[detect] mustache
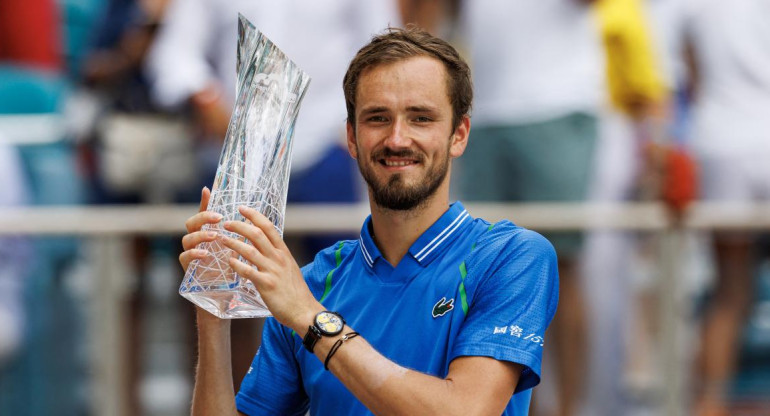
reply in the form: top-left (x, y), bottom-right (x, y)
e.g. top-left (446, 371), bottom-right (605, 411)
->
top-left (371, 148), bottom-right (424, 162)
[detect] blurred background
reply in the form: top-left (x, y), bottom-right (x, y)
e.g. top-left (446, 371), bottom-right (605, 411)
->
top-left (1, 0), bottom-right (769, 415)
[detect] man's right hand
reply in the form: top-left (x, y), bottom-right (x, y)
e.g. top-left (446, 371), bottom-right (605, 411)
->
top-left (179, 187), bottom-right (223, 271)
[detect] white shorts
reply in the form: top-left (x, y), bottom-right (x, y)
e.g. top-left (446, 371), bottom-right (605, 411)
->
top-left (697, 152), bottom-right (770, 202)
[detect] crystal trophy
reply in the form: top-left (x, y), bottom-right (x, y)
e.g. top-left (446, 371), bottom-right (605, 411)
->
top-left (179, 15), bottom-right (311, 318)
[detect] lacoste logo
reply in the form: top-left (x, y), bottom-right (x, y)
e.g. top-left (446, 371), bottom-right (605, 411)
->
top-left (432, 297), bottom-right (454, 318)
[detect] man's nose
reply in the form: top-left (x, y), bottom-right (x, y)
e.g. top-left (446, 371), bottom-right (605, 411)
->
top-left (384, 118), bottom-right (411, 148)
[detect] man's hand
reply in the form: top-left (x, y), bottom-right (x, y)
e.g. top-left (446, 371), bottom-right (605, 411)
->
top-left (221, 206), bottom-right (322, 332)
top-left (179, 187), bottom-right (223, 271)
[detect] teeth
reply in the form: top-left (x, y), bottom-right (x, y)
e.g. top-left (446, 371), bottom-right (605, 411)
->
top-left (384, 160), bottom-right (413, 167)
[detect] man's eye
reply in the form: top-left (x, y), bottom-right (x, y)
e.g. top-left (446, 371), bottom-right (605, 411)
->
top-left (367, 116), bottom-right (387, 122)
top-left (415, 116), bottom-right (432, 123)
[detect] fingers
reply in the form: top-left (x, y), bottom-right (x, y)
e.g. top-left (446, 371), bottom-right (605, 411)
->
top-left (180, 188), bottom-right (217, 272)
top-left (185, 211), bottom-right (223, 233)
top-left (223, 219), bottom-right (273, 257)
top-left (185, 186), bottom-right (217, 233)
top-left (237, 206), bottom-right (284, 249)
top-left (179, 248), bottom-right (209, 271)
top-left (228, 256), bottom-right (266, 287)
top-left (182, 229), bottom-right (220, 251)
top-left (221, 233), bottom-right (267, 264)
top-left (198, 186), bottom-right (211, 213)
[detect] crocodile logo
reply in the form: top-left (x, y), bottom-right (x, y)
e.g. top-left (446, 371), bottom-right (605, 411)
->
top-left (432, 297), bottom-right (455, 318)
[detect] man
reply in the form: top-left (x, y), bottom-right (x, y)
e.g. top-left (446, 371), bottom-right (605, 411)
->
top-left (179, 27), bottom-right (558, 415)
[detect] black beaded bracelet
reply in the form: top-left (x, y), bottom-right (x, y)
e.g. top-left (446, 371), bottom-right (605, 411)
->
top-left (324, 331), bottom-right (360, 370)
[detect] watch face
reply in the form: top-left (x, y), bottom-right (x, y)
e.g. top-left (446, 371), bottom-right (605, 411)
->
top-left (315, 311), bottom-right (344, 335)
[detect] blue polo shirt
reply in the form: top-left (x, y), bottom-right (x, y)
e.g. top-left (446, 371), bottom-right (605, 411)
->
top-left (236, 201), bottom-right (559, 415)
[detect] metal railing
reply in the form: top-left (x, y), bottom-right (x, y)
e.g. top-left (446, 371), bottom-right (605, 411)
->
top-left (4, 201), bottom-right (770, 235)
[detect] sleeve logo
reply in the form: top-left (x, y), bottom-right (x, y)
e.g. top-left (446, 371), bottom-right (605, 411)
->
top-left (432, 297), bottom-right (455, 318)
top-left (493, 325), bottom-right (545, 346)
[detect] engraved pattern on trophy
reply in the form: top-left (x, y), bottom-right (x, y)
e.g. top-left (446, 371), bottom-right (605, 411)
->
top-left (179, 15), bottom-right (310, 319)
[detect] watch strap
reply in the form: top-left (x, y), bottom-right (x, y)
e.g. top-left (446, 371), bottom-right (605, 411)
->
top-left (302, 325), bottom-right (322, 353)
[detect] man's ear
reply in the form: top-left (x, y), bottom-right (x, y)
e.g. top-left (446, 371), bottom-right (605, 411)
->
top-left (449, 115), bottom-right (470, 158)
top-left (346, 121), bottom-right (358, 159)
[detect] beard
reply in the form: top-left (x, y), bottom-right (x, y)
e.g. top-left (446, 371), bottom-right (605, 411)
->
top-left (357, 145), bottom-right (450, 211)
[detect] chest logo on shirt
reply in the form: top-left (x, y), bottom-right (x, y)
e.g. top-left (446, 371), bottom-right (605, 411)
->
top-left (432, 297), bottom-right (455, 318)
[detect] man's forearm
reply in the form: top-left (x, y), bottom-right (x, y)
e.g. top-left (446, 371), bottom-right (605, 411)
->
top-left (191, 310), bottom-right (239, 416)
top-left (306, 325), bottom-right (519, 416)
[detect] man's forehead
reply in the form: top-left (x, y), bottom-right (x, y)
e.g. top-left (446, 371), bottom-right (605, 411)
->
top-left (354, 56), bottom-right (450, 109)
top-left (358, 55), bottom-right (445, 79)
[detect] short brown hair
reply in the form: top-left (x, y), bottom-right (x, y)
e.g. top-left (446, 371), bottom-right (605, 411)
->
top-left (343, 25), bottom-right (472, 130)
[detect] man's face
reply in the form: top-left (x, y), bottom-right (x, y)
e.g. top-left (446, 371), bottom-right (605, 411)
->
top-left (347, 56), bottom-right (469, 211)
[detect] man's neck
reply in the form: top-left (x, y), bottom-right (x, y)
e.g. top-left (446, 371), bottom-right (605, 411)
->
top-left (368, 190), bottom-right (451, 267)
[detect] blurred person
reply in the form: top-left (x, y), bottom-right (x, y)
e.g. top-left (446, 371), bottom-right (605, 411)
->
top-left (0, 0), bottom-right (59, 362)
top-left (593, 0), bottom-right (695, 214)
top-left (457, 1), bottom-right (604, 415)
top-left (682, 1), bottom-right (770, 414)
top-left (82, 0), bottom-right (196, 204)
top-left (0, 0), bottom-right (94, 414)
top-left (0, 145), bottom-right (30, 364)
top-left (79, 0), bottom-right (199, 413)
top-left (581, 0), bottom-right (697, 414)
top-left (145, 0), bottom-right (401, 390)
top-left (180, 26), bottom-right (559, 415)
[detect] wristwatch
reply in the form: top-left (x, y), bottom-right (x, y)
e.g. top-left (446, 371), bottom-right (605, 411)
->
top-left (302, 310), bottom-right (345, 353)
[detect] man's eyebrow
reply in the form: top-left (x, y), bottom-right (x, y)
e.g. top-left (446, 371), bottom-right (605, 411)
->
top-left (359, 106), bottom-right (388, 115)
top-left (406, 105), bottom-right (438, 113)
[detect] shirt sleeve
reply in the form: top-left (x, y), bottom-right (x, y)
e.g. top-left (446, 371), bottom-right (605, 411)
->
top-left (450, 225), bottom-right (559, 393)
top-left (235, 317), bottom-right (309, 416)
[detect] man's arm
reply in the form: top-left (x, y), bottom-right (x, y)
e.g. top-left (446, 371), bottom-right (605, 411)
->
top-left (313, 332), bottom-right (522, 415)
top-left (179, 188), bottom-right (244, 416)
top-left (192, 312), bottom-right (241, 416)
top-left (221, 206), bottom-right (524, 415)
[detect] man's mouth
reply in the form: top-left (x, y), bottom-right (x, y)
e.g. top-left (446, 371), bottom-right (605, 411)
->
top-left (374, 149), bottom-right (423, 169)
top-left (381, 159), bottom-right (418, 167)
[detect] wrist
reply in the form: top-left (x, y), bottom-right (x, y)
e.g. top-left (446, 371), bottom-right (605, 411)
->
top-left (291, 304), bottom-right (326, 338)
top-left (196, 308), bottom-right (230, 329)
top-left (300, 309), bottom-right (347, 354)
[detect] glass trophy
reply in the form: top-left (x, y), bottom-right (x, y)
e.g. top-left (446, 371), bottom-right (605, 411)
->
top-left (179, 15), bottom-right (311, 318)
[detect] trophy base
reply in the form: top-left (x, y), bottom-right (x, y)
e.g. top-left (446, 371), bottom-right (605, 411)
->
top-left (181, 288), bottom-right (272, 319)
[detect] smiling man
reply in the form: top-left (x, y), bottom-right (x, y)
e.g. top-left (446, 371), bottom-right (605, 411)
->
top-left (180, 26), bottom-right (559, 415)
